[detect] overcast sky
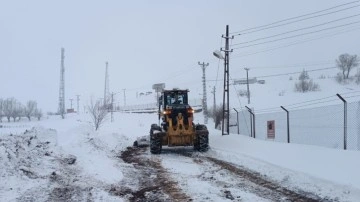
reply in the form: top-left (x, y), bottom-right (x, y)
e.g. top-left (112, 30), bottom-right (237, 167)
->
top-left (1, 0), bottom-right (359, 112)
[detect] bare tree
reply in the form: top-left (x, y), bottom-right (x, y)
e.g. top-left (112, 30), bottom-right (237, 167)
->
top-left (295, 70), bottom-right (320, 92)
top-left (355, 69), bottom-right (360, 85)
top-left (34, 108), bottom-right (43, 121)
top-left (336, 53), bottom-right (359, 80)
top-left (3, 98), bottom-right (16, 122)
top-left (0, 99), bottom-right (3, 122)
top-left (87, 98), bottom-right (108, 131)
top-left (11, 102), bottom-right (23, 122)
top-left (24, 100), bottom-right (37, 121)
top-left (208, 104), bottom-right (223, 129)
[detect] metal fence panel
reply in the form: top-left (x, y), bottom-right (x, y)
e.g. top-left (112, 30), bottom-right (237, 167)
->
top-left (290, 104), bottom-right (343, 149)
top-left (255, 111), bottom-right (287, 142)
top-left (348, 101), bottom-right (360, 150)
top-left (229, 100), bottom-right (360, 151)
top-left (230, 110), bottom-right (252, 137)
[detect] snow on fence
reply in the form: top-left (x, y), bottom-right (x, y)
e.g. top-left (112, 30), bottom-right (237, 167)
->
top-left (229, 101), bottom-right (360, 151)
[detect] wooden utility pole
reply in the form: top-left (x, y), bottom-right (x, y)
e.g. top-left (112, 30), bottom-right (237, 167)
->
top-left (76, 95), bottom-right (80, 114)
top-left (211, 86), bottom-right (216, 111)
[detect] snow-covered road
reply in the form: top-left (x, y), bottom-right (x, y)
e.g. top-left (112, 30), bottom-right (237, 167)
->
top-left (1, 112), bottom-right (360, 201)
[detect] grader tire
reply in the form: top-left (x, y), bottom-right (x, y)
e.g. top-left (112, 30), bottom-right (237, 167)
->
top-left (193, 136), bottom-right (200, 151)
top-left (150, 134), bottom-right (162, 154)
top-left (195, 124), bottom-right (209, 152)
top-left (150, 125), bottom-right (162, 154)
top-left (198, 133), bottom-right (209, 152)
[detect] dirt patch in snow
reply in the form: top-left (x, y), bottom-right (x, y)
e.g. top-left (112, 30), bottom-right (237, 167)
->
top-left (115, 146), bottom-right (192, 202)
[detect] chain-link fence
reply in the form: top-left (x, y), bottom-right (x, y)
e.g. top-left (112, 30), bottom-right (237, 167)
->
top-left (230, 100), bottom-right (360, 151)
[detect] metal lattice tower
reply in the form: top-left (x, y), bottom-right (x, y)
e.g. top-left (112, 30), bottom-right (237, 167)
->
top-left (58, 48), bottom-right (65, 118)
top-left (104, 62), bottom-right (110, 105)
top-left (221, 25), bottom-right (233, 135)
top-left (198, 62), bottom-right (209, 124)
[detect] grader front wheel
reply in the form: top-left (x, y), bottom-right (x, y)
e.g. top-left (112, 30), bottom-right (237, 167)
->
top-left (150, 133), bottom-right (162, 154)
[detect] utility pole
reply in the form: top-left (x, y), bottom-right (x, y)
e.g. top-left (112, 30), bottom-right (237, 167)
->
top-left (211, 86), bottom-right (216, 112)
top-left (111, 92), bottom-right (114, 122)
top-left (198, 61), bottom-right (209, 124)
top-left (123, 89), bottom-right (126, 106)
top-left (104, 62), bottom-right (109, 106)
top-left (76, 95), bottom-right (80, 114)
top-left (69, 99), bottom-right (73, 109)
top-left (245, 68), bottom-right (250, 104)
top-left (58, 48), bottom-right (65, 119)
top-left (220, 25), bottom-right (233, 135)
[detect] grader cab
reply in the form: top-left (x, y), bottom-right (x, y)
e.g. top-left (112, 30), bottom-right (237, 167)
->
top-left (150, 89), bottom-right (209, 154)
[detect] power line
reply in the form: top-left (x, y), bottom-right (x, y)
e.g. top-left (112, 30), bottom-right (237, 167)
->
top-left (344, 94), bottom-right (360, 99)
top-left (231, 1), bottom-right (360, 34)
top-left (233, 20), bottom-right (360, 49)
top-left (255, 92), bottom-right (360, 112)
top-left (286, 95), bottom-right (336, 107)
top-left (232, 13), bottom-right (360, 46)
top-left (287, 99), bottom-right (341, 109)
top-left (231, 25), bottom-right (360, 58)
top-left (207, 66), bottom-right (337, 84)
top-left (255, 96), bottom-right (335, 112)
top-left (246, 61), bottom-right (334, 69)
top-left (249, 67), bottom-right (337, 79)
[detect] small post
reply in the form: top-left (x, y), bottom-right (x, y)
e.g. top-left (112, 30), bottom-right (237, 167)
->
top-left (69, 99), bottom-right (73, 109)
top-left (111, 93), bottom-right (114, 122)
top-left (233, 108), bottom-right (239, 134)
top-left (244, 68), bottom-right (250, 104)
top-left (281, 106), bottom-right (290, 143)
top-left (76, 95), bottom-right (80, 114)
top-left (123, 89), bottom-right (126, 106)
top-left (336, 94), bottom-right (347, 150)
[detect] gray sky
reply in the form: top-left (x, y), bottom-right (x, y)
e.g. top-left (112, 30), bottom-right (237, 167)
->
top-left (1, 0), bottom-right (359, 112)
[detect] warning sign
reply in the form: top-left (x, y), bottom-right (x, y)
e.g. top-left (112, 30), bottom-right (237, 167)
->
top-left (267, 120), bottom-right (275, 139)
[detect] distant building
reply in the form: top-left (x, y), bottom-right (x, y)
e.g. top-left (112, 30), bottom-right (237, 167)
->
top-left (67, 109), bottom-right (75, 113)
top-left (233, 77), bottom-right (257, 85)
top-left (257, 80), bottom-right (265, 84)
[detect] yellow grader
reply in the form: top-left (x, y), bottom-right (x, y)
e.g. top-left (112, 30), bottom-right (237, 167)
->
top-left (150, 89), bottom-right (209, 154)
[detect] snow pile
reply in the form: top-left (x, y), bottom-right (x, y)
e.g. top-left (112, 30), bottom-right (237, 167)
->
top-left (0, 127), bottom-right (58, 200)
top-left (0, 122), bottom-right (130, 201)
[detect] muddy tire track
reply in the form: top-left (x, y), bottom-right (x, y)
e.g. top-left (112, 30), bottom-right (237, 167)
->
top-left (205, 157), bottom-right (328, 202)
top-left (115, 146), bottom-right (192, 202)
top-left (167, 149), bottom-right (335, 201)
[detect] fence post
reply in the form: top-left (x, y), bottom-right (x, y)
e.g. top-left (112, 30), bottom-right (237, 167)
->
top-left (281, 106), bottom-right (290, 143)
top-left (233, 108), bottom-right (239, 134)
top-left (336, 93), bottom-right (347, 150)
top-left (245, 106), bottom-right (255, 138)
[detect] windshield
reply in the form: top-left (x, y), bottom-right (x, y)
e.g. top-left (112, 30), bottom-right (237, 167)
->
top-left (164, 91), bottom-right (188, 105)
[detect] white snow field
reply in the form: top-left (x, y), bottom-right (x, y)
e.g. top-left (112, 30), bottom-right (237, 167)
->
top-left (1, 110), bottom-right (360, 201)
